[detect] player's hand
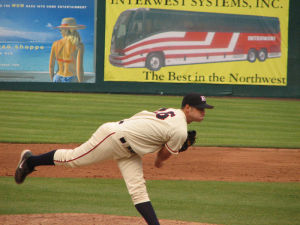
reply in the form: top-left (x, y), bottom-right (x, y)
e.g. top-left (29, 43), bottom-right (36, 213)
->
top-left (155, 147), bottom-right (171, 168)
top-left (154, 158), bottom-right (163, 168)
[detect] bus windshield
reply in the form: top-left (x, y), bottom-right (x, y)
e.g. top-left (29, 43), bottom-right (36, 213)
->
top-left (111, 10), bottom-right (134, 53)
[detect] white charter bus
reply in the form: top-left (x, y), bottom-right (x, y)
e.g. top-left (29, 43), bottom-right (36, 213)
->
top-left (109, 8), bottom-right (281, 71)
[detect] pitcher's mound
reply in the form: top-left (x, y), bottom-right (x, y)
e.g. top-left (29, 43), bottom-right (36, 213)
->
top-left (0, 213), bottom-right (219, 225)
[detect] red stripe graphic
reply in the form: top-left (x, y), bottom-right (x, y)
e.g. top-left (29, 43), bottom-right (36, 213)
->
top-left (110, 31), bottom-right (281, 68)
top-left (111, 32), bottom-right (234, 62)
top-left (54, 132), bottom-right (116, 163)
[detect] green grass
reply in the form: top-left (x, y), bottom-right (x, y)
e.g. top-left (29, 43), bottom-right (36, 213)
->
top-left (0, 91), bottom-right (299, 148)
top-left (1, 91), bottom-right (299, 225)
top-left (0, 177), bottom-right (299, 225)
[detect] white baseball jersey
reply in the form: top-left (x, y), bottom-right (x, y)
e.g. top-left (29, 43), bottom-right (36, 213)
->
top-left (53, 107), bottom-right (188, 205)
top-left (119, 108), bottom-right (188, 156)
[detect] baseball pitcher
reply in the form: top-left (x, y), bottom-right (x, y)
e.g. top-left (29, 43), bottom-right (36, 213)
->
top-left (15, 93), bottom-right (214, 225)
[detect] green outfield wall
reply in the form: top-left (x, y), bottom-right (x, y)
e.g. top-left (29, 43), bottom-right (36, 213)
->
top-left (0, 0), bottom-right (299, 98)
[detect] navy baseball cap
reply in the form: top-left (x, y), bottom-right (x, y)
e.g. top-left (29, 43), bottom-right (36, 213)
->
top-left (181, 93), bottom-right (214, 109)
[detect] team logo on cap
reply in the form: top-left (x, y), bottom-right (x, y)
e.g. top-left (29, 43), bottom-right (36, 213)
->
top-left (201, 96), bottom-right (206, 102)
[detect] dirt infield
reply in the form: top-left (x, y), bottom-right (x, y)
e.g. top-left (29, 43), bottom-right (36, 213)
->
top-left (0, 213), bottom-right (219, 225)
top-left (2, 143), bottom-right (300, 182)
top-left (1, 143), bottom-right (300, 224)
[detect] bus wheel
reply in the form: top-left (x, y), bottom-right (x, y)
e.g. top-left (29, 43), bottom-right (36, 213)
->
top-left (258, 49), bottom-right (267, 62)
top-left (146, 53), bottom-right (164, 71)
top-left (247, 49), bottom-right (257, 63)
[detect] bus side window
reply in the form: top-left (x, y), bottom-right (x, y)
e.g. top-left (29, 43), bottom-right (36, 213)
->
top-left (132, 22), bottom-right (142, 35)
top-left (182, 19), bottom-right (195, 31)
top-left (145, 19), bottom-right (153, 35)
top-left (126, 11), bottom-right (143, 45)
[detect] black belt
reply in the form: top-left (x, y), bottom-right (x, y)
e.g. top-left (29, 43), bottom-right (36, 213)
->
top-left (120, 137), bottom-right (136, 154)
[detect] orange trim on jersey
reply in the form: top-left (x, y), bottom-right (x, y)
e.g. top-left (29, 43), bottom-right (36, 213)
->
top-left (54, 132), bottom-right (116, 163)
top-left (165, 143), bottom-right (178, 154)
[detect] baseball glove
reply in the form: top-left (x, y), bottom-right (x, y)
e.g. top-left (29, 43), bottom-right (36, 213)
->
top-left (179, 130), bottom-right (197, 152)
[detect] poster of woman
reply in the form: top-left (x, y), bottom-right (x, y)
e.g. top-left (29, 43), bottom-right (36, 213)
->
top-left (0, 0), bottom-right (96, 83)
top-left (49, 17), bottom-right (86, 83)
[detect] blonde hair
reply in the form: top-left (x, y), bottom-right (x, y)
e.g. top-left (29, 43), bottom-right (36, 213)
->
top-left (57, 29), bottom-right (82, 61)
top-left (64, 29), bottom-right (82, 46)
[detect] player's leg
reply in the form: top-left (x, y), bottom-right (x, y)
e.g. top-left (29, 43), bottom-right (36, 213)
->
top-left (15, 123), bottom-right (117, 184)
top-left (117, 155), bottom-right (160, 225)
top-left (53, 130), bottom-right (116, 168)
top-left (135, 201), bottom-right (160, 225)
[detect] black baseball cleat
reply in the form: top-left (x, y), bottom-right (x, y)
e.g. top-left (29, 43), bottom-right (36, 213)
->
top-left (15, 150), bottom-right (35, 184)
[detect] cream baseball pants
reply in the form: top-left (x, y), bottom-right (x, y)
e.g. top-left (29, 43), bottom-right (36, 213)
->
top-left (53, 122), bottom-right (150, 205)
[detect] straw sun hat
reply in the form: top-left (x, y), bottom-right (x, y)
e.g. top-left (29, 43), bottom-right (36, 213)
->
top-left (55, 17), bottom-right (86, 30)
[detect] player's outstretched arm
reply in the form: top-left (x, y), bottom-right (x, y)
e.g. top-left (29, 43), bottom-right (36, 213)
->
top-left (154, 147), bottom-right (171, 168)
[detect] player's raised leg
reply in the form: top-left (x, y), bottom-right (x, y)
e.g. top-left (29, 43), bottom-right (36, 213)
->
top-left (14, 124), bottom-right (117, 184)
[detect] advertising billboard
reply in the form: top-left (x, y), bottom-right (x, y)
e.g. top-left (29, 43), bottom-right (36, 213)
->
top-left (0, 0), bottom-right (96, 83)
top-left (105, 0), bottom-right (289, 86)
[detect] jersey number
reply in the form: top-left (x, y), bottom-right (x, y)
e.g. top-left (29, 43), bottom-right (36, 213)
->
top-left (155, 109), bottom-right (175, 120)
